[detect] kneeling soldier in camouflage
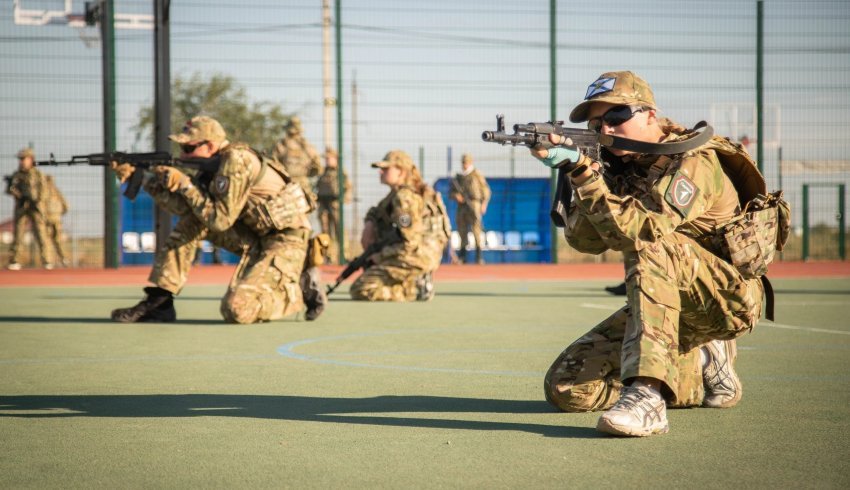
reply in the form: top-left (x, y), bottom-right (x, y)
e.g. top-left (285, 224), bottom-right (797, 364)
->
top-left (351, 150), bottom-right (448, 301)
top-left (534, 72), bottom-right (785, 436)
top-left (111, 116), bottom-right (326, 323)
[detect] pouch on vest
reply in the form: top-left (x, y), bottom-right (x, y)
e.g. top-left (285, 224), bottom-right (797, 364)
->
top-left (721, 191), bottom-right (790, 279)
top-left (424, 191), bottom-right (451, 242)
top-left (707, 137), bottom-right (791, 278)
top-left (242, 182), bottom-right (312, 235)
top-left (306, 233), bottom-right (331, 267)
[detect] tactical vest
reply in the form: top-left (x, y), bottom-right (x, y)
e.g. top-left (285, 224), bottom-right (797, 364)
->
top-left (240, 151), bottom-right (315, 235)
top-left (703, 137), bottom-right (791, 279)
top-left (423, 189), bottom-right (451, 245)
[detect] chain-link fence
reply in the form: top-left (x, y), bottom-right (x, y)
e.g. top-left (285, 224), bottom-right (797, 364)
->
top-left (1, 0), bottom-right (847, 267)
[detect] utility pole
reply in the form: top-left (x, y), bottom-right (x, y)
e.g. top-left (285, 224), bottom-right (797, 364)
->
top-left (322, 0), bottom-right (334, 150)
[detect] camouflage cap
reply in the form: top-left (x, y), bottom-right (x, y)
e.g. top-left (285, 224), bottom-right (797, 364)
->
top-left (16, 148), bottom-right (35, 159)
top-left (569, 71), bottom-right (656, 123)
top-left (286, 116), bottom-right (303, 131)
top-left (371, 150), bottom-right (414, 171)
top-left (168, 116), bottom-right (227, 144)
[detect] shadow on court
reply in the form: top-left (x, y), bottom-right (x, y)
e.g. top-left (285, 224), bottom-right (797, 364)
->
top-left (0, 316), bottom-right (223, 325)
top-left (0, 393), bottom-right (602, 439)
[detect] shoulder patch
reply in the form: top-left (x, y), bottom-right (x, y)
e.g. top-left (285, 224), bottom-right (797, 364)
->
top-left (665, 171), bottom-right (699, 218)
top-left (213, 175), bottom-right (230, 195)
top-left (397, 213), bottom-right (412, 228)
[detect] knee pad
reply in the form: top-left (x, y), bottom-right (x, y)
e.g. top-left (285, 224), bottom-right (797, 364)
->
top-left (221, 291), bottom-right (261, 324)
top-left (545, 377), bottom-right (622, 413)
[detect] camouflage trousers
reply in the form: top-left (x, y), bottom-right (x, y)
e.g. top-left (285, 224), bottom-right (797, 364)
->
top-left (45, 218), bottom-right (68, 265)
top-left (350, 260), bottom-right (425, 301)
top-left (317, 199), bottom-right (340, 262)
top-left (456, 202), bottom-right (484, 253)
top-left (148, 214), bottom-right (308, 324)
top-left (545, 232), bottom-right (763, 412)
top-left (9, 206), bottom-right (53, 265)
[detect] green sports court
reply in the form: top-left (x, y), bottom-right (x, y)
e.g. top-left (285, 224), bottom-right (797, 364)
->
top-left (1, 265), bottom-right (848, 488)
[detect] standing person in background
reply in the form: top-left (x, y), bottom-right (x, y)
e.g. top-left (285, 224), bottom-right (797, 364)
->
top-left (449, 153), bottom-right (491, 264)
top-left (316, 147), bottom-right (351, 262)
top-left (5, 148), bottom-right (53, 270)
top-left (42, 174), bottom-right (70, 267)
top-left (271, 117), bottom-right (322, 200)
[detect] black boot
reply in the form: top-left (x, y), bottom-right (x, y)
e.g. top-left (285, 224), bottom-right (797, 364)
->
top-left (301, 267), bottom-right (327, 321)
top-left (475, 248), bottom-right (484, 265)
top-left (457, 249), bottom-right (467, 264)
top-left (604, 282), bottom-right (627, 296)
top-left (111, 287), bottom-right (177, 323)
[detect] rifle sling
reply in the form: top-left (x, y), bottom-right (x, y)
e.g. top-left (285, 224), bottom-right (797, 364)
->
top-left (597, 121), bottom-right (713, 155)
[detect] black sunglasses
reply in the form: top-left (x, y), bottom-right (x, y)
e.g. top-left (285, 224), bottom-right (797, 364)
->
top-left (180, 141), bottom-right (206, 153)
top-left (587, 105), bottom-right (647, 133)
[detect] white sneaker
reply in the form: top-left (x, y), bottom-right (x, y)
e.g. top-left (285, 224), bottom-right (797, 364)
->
top-left (44, 263), bottom-right (55, 270)
top-left (7, 262), bottom-right (22, 271)
top-left (702, 339), bottom-right (742, 408)
top-left (597, 383), bottom-right (669, 437)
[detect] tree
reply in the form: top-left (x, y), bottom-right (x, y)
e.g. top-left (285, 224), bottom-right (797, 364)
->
top-left (133, 72), bottom-right (293, 153)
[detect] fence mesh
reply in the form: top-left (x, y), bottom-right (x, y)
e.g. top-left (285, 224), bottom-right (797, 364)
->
top-left (1, 0), bottom-right (847, 267)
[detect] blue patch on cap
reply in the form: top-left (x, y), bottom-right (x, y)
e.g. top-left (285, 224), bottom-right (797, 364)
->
top-left (585, 77), bottom-right (616, 99)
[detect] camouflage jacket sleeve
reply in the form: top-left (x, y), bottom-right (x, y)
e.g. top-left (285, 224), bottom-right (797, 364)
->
top-left (379, 187), bottom-right (424, 262)
top-left (177, 147), bottom-right (256, 232)
top-left (563, 203), bottom-right (610, 254)
top-left (6, 172), bottom-right (23, 198)
top-left (18, 169), bottom-right (45, 207)
top-left (449, 176), bottom-right (462, 202)
top-left (571, 149), bottom-right (726, 252)
top-left (307, 145), bottom-right (322, 178)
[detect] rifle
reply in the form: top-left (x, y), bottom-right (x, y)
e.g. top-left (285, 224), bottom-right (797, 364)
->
top-left (36, 151), bottom-right (221, 200)
top-left (481, 114), bottom-right (600, 155)
top-left (481, 114), bottom-right (602, 228)
top-left (325, 237), bottom-right (396, 295)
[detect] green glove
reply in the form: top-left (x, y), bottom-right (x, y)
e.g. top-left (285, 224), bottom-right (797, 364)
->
top-left (534, 146), bottom-right (581, 170)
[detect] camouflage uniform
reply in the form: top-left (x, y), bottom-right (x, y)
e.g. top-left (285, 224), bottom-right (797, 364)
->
top-left (351, 151), bottom-right (429, 301)
top-left (42, 175), bottom-right (70, 266)
top-left (316, 149), bottom-right (351, 254)
top-left (419, 186), bottom-right (451, 274)
top-left (6, 148), bottom-right (53, 267)
top-left (544, 72), bottom-right (764, 412)
top-left (125, 117), bottom-right (314, 323)
top-left (450, 154), bottom-right (491, 263)
top-left (271, 117), bottom-right (321, 198)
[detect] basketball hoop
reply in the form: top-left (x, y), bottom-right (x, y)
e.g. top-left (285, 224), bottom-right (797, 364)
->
top-left (13, 0), bottom-right (153, 33)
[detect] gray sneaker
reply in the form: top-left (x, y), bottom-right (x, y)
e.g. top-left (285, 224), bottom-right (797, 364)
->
top-left (702, 339), bottom-right (742, 408)
top-left (596, 383), bottom-right (669, 437)
top-left (415, 272), bottom-right (435, 302)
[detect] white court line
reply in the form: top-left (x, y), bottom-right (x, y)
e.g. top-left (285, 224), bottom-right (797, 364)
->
top-left (761, 322), bottom-right (850, 336)
top-left (580, 303), bottom-right (850, 336)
